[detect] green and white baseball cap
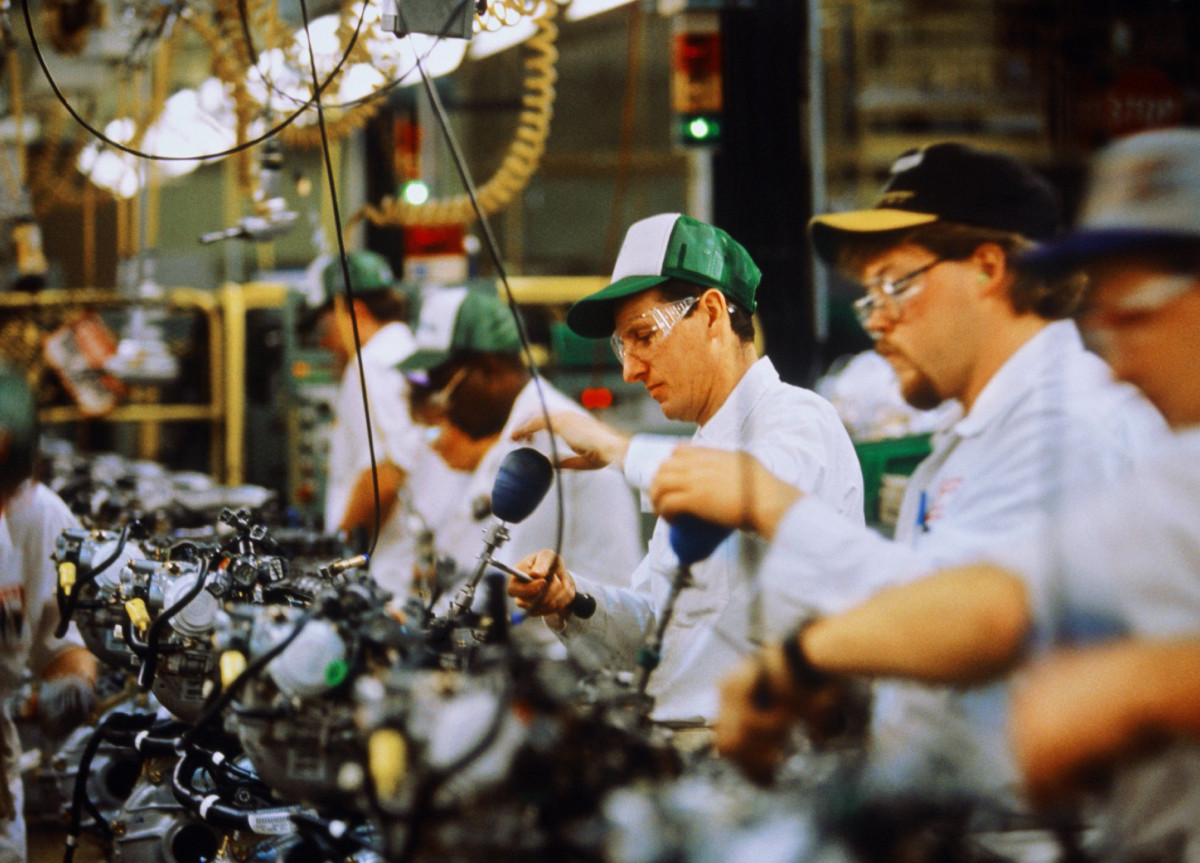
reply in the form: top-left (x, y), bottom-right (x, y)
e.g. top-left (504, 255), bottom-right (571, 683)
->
top-left (398, 287), bottom-right (523, 373)
top-left (321, 250), bottom-right (395, 302)
top-left (566, 213), bottom-right (761, 338)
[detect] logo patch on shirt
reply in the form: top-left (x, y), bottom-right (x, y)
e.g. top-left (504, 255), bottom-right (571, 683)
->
top-left (925, 477), bottom-right (963, 525)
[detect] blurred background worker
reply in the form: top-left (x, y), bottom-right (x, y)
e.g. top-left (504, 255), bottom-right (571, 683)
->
top-left (0, 363), bottom-right (98, 863)
top-left (507, 214), bottom-right (863, 729)
top-left (717, 129), bottom-right (1200, 863)
top-left (646, 144), bottom-right (1167, 847)
top-left (317, 250), bottom-right (466, 599)
top-left (400, 287), bottom-right (642, 616)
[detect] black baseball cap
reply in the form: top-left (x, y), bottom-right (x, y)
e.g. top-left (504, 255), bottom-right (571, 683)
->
top-left (810, 142), bottom-right (1062, 265)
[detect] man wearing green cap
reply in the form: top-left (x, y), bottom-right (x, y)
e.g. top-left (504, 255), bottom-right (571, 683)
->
top-left (399, 287), bottom-right (642, 616)
top-left (319, 250), bottom-right (467, 599)
top-left (0, 362), bottom-right (97, 862)
top-left (506, 213), bottom-right (863, 726)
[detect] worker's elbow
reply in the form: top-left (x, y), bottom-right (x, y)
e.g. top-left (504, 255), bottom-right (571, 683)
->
top-left (973, 567), bottom-right (1032, 676)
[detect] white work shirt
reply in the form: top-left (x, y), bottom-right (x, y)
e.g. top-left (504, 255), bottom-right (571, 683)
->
top-left (434, 378), bottom-right (645, 601)
top-left (0, 482), bottom-right (87, 861)
top-left (557, 357), bottom-right (865, 724)
top-left (324, 321), bottom-right (468, 598)
top-left (0, 481), bottom-right (85, 698)
top-left (759, 321), bottom-right (1166, 819)
top-left (759, 321), bottom-right (1166, 624)
top-left (982, 426), bottom-right (1200, 862)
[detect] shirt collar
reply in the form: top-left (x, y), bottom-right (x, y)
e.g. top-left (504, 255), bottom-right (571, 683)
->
top-left (362, 321), bottom-right (416, 365)
top-left (695, 356), bottom-right (779, 444)
top-left (955, 319), bottom-right (1083, 438)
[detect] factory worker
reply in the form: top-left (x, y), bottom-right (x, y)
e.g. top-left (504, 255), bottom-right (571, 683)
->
top-left (647, 144), bottom-right (1165, 831)
top-left (399, 287), bottom-right (643, 612)
top-left (506, 213), bottom-right (863, 728)
top-left (718, 130), bottom-right (1200, 862)
top-left (0, 364), bottom-right (98, 863)
top-left (318, 250), bottom-right (466, 599)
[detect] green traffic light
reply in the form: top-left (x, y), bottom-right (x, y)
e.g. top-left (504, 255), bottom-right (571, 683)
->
top-left (678, 114), bottom-right (721, 146)
top-left (402, 181), bottom-right (430, 206)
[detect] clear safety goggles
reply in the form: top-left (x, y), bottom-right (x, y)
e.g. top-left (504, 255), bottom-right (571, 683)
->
top-left (610, 296), bottom-right (699, 363)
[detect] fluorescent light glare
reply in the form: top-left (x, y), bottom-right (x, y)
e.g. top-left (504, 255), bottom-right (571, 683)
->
top-left (469, 14), bottom-right (539, 59)
top-left (565, 0), bottom-right (633, 21)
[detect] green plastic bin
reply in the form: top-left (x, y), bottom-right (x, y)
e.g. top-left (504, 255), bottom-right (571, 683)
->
top-left (853, 433), bottom-right (933, 526)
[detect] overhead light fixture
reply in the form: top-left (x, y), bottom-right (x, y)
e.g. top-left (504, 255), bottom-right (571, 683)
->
top-left (369, 31), bottom-right (468, 83)
top-left (78, 118), bottom-right (141, 199)
top-left (468, 9), bottom-right (541, 59)
top-left (565, 0), bottom-right (634, 21)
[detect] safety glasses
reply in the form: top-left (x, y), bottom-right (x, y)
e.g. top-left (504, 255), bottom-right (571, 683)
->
top-left (852, 257), bottom-right (947, 334)
top-left (1080, 273), bottom-right (1197, 332)
top-left (610, 296), bottom-right (699, 363)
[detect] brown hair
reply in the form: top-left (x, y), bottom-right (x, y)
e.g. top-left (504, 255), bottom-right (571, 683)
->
top-left (836, 222), bottom-right (1086, 320)
top-left (355, 289), bottom-right (411, 324)
top-left (408, 351), bottom-right (529, 441)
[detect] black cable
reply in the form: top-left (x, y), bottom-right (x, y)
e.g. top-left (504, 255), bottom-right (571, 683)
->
top-left (394, 673), bottom-right (515, 863)
top-left (233, 0), bottom-right (446, 116)
top-left (296, 0), bottom-right (382, 560)
top-left (55, 524), bottom-right (130, 638)
top-left (19, 0), bottom-right (366, 164)
top-left (236, 0), bottom-right (259, 68)
top-left (137, 556), bottom-right (213, 690)
top-left (401, 0), bottom-right (566, 565)
top-left (289, 811), bottom-right (384, 856)
top-left (63, 711), bottom-right (158, 863)
top-left (178, 605), bottom-right (318, 749)
top-left (170, 746), bottom-right (287, 832)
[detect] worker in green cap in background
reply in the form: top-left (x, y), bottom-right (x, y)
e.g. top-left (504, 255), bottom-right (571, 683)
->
top-left (399, 287), bottom-right (643, 622)
top-left (318, 250), bottom-right (467, 600)
top-left (0, 362), bottom-right (98, 863)
top-left (506, 213), bottom-right (863, 731)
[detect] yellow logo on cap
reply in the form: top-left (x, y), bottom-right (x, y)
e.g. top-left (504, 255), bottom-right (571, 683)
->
top-left (878, 190), bottom-right (916, 206)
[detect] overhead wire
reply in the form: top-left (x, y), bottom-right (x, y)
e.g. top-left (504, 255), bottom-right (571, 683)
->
top-left (296, 0), bottom-right (382, 557)
top-left (397, 0), bottom-right (566, 572)
top-left (18, 0), bottom-right (368, 165)
top-left (24, 0), bottom-right (565, 594)
top-left (351, 0), bottom-right (557, 228)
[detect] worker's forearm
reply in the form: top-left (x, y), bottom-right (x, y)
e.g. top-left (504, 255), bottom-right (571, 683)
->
top-left (804, 564), bottom-right (1030, 684)
top-left (1123, 641), bottom-right (1200, 736)
top-left (42, 646), bottom-right (98, 686)
top-left (338, 462), bottom-right (406, 534)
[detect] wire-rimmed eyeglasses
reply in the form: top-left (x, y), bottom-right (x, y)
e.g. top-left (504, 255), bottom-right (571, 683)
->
top-left (852, 257), bottom-right (947, 334)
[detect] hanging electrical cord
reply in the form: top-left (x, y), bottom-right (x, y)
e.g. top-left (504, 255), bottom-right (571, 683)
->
top-left (351, 0), bottom-right (558, 228)
top-left (398, 0), bottom-right (565, 569)
top-left (296, 0), bottom-right (383, 558)
top-left (18, 0), bottom-right (367, 167)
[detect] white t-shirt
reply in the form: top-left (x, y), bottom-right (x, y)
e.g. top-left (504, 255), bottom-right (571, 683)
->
top-left (433, 377), bottom-right (645, 595)
top-left (0, 481), bottom-right (87, 862)
top-left (0, 481), bottom-right (86, 698)
top-left (323, 321), bottom-right (469, 597)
